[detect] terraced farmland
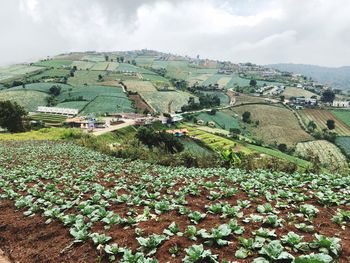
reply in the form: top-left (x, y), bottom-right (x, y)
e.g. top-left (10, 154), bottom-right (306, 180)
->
top-left (331, 110), bottom-right (350, 128)
top-left (81, 95), bottom-right (134, 115)
top-left (11, 83), bottom-right (72, 93)
top-left (300, 109), bottom-right (350, 136)
top-left (335, 137), bottom-right (350, 158)
top-left (123, 80), bottom-right (157, 93)
top-left (30, 113), bottom-right (68, 123)
top-left (232, 105), bottom-right (312, 146)
top-left (1, 141), bottom-right (349, 262)
top-left (27, 68), bottom-right (70, 81)
top-left (0, 90), bottom-right (49, 112)
top-left (0, 64), bottom-right (44, 82)
top-left (195, 111), bottom-right (239, 130)
top-left (296, 140), bottom-right (348, 170)
top-left (140, 91), bottom-right (194, 113)
top-left (34, 59), bottom-right (73, 68)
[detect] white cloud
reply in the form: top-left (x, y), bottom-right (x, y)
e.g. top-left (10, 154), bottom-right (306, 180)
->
top-left (0, 0), bottom-right (350, 67)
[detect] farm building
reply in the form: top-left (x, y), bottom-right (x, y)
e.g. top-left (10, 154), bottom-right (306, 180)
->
top-left (161, 114), bottom-right (183, 124)
top-left (37, 106), bottom-right (79, 116)
top-left (64, 117), bottom-right (106, 130)
top-left (294, 97), bottom-right (317, 106)
top-left (333, 100), bottom-right (350, 108)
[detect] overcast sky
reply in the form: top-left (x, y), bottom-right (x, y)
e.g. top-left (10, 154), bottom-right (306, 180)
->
top-left (1, 0), bottom-right (350, 67)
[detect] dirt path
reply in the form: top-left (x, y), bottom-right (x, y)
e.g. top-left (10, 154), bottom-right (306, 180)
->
top-left (0, 250), bottom-right (11, 263)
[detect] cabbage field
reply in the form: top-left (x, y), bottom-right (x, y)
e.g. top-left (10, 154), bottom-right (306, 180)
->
top-left (0, 141), bottom-right (349, 262)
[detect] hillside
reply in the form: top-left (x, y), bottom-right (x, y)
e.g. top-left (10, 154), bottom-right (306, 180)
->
top-left (268, 63), bottom-right (350, 91)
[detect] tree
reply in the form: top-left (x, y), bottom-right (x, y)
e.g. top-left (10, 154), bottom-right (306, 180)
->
top-left (307, 121), bottom-right (317, 132)
top-left (326, 119), bottom-right (335, 130)
top-left (242, 111), bottom-right (251, 123)
top-left (277, 143), bottom-right (288, 152)
top-left (249, 79), bottom-right (257, 87)
top-left (280, 95), bottom-right (285, 102)
top-left (104, 55), bottom-right (109, 62)
top-left (0, 101), bottom-right (27, 133)
top-left (321, 89), bottom-right (335, 103)
top-left (98, 74), bottom-right (103, 81)
top-left (49, 85), bottom-right (61, 96)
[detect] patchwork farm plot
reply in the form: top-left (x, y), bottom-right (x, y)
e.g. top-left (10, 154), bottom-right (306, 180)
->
top-left (195, 111), bottom-right (239, 131)
top-left (30, 113), bottom-right (68, 124)
top-left (299, 109), bottom-right (350, 136)
top-left (1, 141), bottom-right (349, 262)
top-left (186, 126), bottom-right (310, 169)
top-left (0, 89), bottom-right (49, 112)
top-left (331, 110), bottom-right (350, 128)
top-left (27, 68), bottom-right (70, 82)
top-left (282, 87), bottom-right (319, 99)
top-left (296, 140), bottom-right (348, 170)
top-left (232, 105), bottom-right (312, 146)
top-left (11, 83), bottom-right (72, 93)
top-left (67, 71), bottom-right (118, 86)
top-left (81, 95), bottom-right (134, 115)
top-left (34, 59), bottom-right (73, 68)
top-left (123, 80), bottom-right (157, 93)
top-left (140, 91), bottom-right (194, 113)
top-left (0, 64), bottom-right (44, 82)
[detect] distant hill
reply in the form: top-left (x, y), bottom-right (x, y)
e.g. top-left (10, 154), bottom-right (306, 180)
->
top-left (268, 63), bottom-right (350, 91)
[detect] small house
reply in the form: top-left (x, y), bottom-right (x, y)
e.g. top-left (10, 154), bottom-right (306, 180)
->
top-left (333, 100), bottom-right (350, 108)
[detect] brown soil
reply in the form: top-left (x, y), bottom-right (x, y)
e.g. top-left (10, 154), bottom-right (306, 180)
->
top-left (129, 94), bottom-right (154, 113)
top-left (0, 201), bottom-right (100, 263)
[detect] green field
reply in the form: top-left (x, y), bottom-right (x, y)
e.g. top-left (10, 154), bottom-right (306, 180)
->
top-left (140, 90), bottom-right (194, 113)
top-left (247, 144), bottom-right (311, 168)
top-left (67, 70), bottom-right (108, 86)
top-left (331, 110), bottom-right (350, 127)
top-left (33, 59), bottom-right (73, 68)
top-left (90, 62), bottom-right (118, 71)
top-left (0, 141), bottom-right (348, 262)
top-left (0, 90), bottom-right (48, 112)
top-left (55, 101), bottom-right (89, 112)
top-left (27, 68), bottom-right (70, 81)
top-left (195, 111), bottom-right (239, 130)
top-left (201, 90), bottom-right (230, 105)
top-left (186, 125), bottom-right (311, 168)
top-left (0, 64), bottom-right (44, 82)
top-left (71, 61), bottom-right (95, 70)
top-left (335, 136), bottom-right (350, 158)
top-left (81, 95), bottom-right (134, 115)
top-left (30, 113), bottom-right (68, 123)
top-left (179, 137), bottom-right (214, 156)
top-left (135, 56), bottom-right (155, 66)
top-left (58, 85), bottom-right (125, 101)
top-left (11, 82), bottom-right (72, 93)
top-left (116, 63), bottom-right (154, 74)
top-left (201, 74), bottom-right (224, 86)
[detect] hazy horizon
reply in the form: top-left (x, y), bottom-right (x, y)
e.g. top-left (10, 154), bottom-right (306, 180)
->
top-left (1, 0), bottom-right (350, 67)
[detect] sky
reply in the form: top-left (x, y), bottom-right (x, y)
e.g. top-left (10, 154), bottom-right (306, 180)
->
top-left (1, 0), bottom-right (350, 67)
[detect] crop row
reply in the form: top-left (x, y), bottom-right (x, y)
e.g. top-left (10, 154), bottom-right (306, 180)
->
top-left (0, 141), bottom-right (349, 262)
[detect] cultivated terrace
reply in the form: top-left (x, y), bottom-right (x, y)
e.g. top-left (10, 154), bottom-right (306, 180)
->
top-left (0, 141), bottom-right (349, 262)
